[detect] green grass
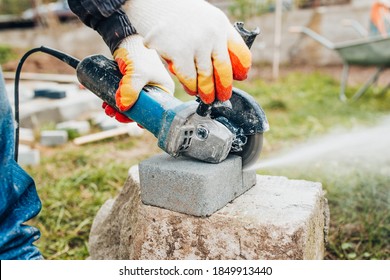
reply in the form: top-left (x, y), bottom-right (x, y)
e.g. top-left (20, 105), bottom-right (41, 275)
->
top-left (25, 70), bottom-right (390, 259)
top-left (0, 44), bottom-right (17, 64)
top-left (325, 171), bottom-right (390, 260)
top-left (25, 136), bottom-right (153, 259)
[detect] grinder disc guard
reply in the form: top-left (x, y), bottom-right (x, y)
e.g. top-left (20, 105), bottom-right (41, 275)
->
top-left (209, 88), bottom-right (269, 167)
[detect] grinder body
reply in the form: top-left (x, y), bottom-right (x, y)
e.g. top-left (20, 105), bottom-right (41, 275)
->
top-left (77, 55), bottom-right (235, 163)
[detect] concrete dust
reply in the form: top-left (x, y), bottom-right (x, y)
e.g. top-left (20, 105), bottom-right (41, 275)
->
top-left (249, 116), bottom-right (390, 173)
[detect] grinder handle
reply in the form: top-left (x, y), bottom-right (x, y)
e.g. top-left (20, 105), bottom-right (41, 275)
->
top-left (234, 22), bottom-right (260, 49)
top-left (76, 55), bottom-right (182, 137)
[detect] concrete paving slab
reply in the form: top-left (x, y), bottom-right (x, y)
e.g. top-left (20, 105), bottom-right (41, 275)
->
top-left (139, 154), bottom-right (256, 217)
top-left (40, 130), bottom-right (68, 146)
top-left (19, 127), bottom-right (35, 143)
top-left (56, 120), bottom-right (91, 135)
top-left (16, 83), bottom-right (102, 128)
top-left (18, 145), bottom-right (40, 166)
top-left (34, 88), bottom-right (66, 99)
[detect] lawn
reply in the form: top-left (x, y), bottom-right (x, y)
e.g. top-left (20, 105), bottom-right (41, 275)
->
top-left (25, 69), bottom-right (390, 259)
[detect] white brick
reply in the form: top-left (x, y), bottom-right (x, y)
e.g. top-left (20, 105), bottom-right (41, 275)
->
top-left (40, 130), bottom-right (68, 146)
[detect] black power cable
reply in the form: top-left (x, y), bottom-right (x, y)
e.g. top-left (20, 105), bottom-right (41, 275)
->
top-left (14, 46), bottom-right (80, 161)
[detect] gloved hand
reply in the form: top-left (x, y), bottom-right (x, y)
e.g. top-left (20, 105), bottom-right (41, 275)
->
top-left (124, 0), bottom-right (252, 104)
top-left (113, 34), bottom-right (175, 112)
top-left (102, 102), bottom-right (133, 123)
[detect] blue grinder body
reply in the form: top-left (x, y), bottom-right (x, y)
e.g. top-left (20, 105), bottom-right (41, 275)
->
top-left (76, 55), bottom-right (233, 162)
top-left (76, 55), bottom-right (179, 136)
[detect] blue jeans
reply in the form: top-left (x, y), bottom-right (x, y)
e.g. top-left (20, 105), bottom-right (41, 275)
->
top-left (0, 68), bottom-right (42, 259)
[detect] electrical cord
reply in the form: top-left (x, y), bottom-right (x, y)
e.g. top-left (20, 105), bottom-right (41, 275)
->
top-left (14, 46), bottom-right (80, 161)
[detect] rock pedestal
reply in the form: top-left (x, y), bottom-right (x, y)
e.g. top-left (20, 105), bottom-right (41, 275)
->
top-left (88, 165), bottom-right (329, 260)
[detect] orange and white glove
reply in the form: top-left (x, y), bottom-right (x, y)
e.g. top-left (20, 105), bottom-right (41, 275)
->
top-left (102, 102), bottom-right (133, 123)
top-left (124, 0), bottom-right (252, 104)
top-left (113, 34), bottom-right (175, 112)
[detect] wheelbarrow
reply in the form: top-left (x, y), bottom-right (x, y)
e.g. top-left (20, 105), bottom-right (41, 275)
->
top-left (290, 24), bottom-right (390, 102)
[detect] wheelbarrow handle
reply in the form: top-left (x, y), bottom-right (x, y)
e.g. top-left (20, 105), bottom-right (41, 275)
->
top-left (289, 26), bottom-right (335, 50)
top-left (342, 19), bottom-right (368, 38)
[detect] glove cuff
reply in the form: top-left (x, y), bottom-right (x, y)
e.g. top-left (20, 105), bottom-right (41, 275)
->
top-left (126, 0), bottom-right (212, 35)
top-left (95, 10), bottom-right (138, 53)
top-left (115, 35), bottom-right (146, 55)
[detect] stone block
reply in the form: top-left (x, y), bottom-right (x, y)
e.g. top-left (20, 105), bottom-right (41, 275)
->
top-left (91, 112), bottom-right (121, 131)
top-left (126, 123), bottom-right (144, 137)
top-left (56, 120), bottom-right (91, 135)
top-left (19, 85), bottom-right (101, 128)
top-left (139, 154), bottom-right (256, 217)
top-left (99, 118), bottom-right (121, 131)
top-left (18, 145), bottom-right (40, 166)
top-left (40, 130), bottom-right (68, 146)
top-left (19, 127), bottom-right (35, 143)
top-left (89, 165), bottom-right (329, 260)
top-left (34, 88), bottom-right (66, 99)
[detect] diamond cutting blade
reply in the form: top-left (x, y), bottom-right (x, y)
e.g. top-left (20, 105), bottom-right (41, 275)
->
top-left (236, 133), bottom-right (263, 168)
top-left (209, 88), bottom-right (267, 168)
top-left (237, 133), bottom-right (263, 169)
top-left (240, 133), bottom-right (263, 169)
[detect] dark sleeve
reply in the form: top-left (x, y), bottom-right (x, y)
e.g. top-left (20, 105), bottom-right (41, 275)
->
top-left (68, 0), bottom-right (137, 53)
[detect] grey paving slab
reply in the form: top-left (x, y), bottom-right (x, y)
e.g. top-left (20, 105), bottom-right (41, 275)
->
top-left (139, 153), bottom-right (256, 217)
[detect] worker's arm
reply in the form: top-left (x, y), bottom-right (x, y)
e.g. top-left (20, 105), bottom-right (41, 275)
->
top-left (67, 0), bottom-right (136, 52)
top-left (370, 2), bottom-right (390, 37)
top-left (67, 0), bottom-right (174, 120)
